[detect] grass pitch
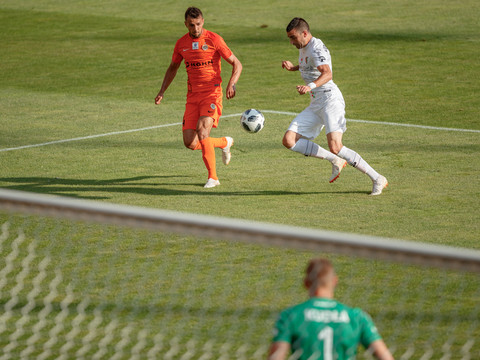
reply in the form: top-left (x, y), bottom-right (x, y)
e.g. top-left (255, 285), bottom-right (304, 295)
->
top-left (0, 0), bottom-right (479, 358)
top-left (1, 0), bottom-right (478, 247)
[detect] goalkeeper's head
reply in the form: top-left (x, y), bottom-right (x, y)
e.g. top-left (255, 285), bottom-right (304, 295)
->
top-left (304, 258), bottom-right (338, 298)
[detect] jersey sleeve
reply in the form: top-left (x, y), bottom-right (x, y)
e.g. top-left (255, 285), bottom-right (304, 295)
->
top-left (312, 44), bottom-right (330, 68)
top-left (357, 309), bottom-right (382, 348)
top-left (212, 33), bottom-right (233, 60)
top-left (171, 39), bottom-right (184, 64)
top-left (272, 309), bottom-right (293, 343)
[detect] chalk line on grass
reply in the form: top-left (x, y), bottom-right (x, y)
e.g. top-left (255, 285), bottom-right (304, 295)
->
top-left (1, 111), bottom-right (478, 153)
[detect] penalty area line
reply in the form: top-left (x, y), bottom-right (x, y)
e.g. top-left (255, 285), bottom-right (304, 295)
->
top-left (1, 111), bottom-right (478, 153)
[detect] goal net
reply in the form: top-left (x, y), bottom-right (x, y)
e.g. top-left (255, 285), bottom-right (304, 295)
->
top-left (0, 189), bottom-right (479, 360)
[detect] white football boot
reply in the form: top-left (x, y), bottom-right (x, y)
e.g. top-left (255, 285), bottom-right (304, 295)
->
top-left (204, 178), bottom-right (220, 188)
top-left (222, 137), bottom-right (234, 165)
top-left (329, 158), bottom-right (347, 183)
top-left (370, 175), bottom-right (388, 195)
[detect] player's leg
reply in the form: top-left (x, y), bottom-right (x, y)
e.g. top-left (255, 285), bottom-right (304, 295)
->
top-left (322, 90), bottom-right (387, 194)
top-left (283, 130), bottom-right (334, 160)
top-left (183, 102), bottom-right (219, 187)
top-left (182, 129), bottom-right (227, 152)
top-left (327, 132), bottom-right (388, 195)
top-left (283, 107), bottom-right (346, 183)
top-left (221, 136), bottom-right (234, 165)
top-left (183, 99), bottom-right (202, 150)
top-left (183, 129), bottom-right (201, 150)
top-left (201, 92), bottom-right (234, 165)
top-left (183, 93), bottom-right (227, 151)
top-left (196, 116), bottom-right (220, 187)
top-left (198, 92), bottom-right (234, 184)
top-left (183, 93), bottom-right (230, 188)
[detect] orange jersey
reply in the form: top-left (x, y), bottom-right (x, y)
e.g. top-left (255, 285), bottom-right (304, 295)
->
top-left (172, 29), bottom-right (233, 93)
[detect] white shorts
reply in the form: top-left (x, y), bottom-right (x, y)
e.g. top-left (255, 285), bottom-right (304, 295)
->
top-left (288, 87), bottom-right (347, 140)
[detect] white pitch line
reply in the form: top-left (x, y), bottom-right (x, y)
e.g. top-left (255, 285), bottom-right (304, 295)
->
top-left (1, 111), bottom-right (478, 153)
top-left (260, 110), bottom-right (480, 133)
top-left (0, 122), bottom-right (181, 153)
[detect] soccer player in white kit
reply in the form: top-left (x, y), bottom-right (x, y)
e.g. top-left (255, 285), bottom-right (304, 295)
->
top-left (282, 18), bottom-right (388, 195)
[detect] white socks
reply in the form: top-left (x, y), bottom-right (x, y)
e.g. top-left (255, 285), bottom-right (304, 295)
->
top-left (290, 139), bottom-right (380, 181)
top-left (290, 138), bottom-right (337, 162)
top-left (337, 146), bottom-right (379, 181)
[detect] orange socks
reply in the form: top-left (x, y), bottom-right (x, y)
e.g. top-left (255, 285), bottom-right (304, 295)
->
top-left (199, 137), bottom-right (218, 180)
top-left (196, 137), bottom-right (228, 180)
top-left (193, 137), bottom-right (226, 151)
top-left (212, 137), bottom-right (228, 149)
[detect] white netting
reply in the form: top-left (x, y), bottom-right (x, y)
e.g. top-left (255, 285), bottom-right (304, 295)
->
top-left (0, 189), bottom-right (479, 359)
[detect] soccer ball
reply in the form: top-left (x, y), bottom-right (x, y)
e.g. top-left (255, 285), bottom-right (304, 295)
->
top-left (240, 109), bottom-right (265, 133)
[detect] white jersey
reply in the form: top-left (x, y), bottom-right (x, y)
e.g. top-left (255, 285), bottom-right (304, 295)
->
top-left (289, 36), bottom-right (346, 138)
top-left (299, 37), bottom-right (338, 93)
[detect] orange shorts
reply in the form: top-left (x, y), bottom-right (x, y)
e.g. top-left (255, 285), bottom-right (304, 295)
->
top-left (183, 89), bottom-right (223, 131)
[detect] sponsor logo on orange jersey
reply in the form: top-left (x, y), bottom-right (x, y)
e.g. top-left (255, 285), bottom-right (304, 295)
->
top-left (185, 59), bottom-right (214, 68)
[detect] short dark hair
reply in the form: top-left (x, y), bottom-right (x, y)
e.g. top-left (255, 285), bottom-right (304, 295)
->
top-left (286, 17), bottom-right (310, 33)
top-left (185, 7), bottom-right (203, 20)
top-left (304, 258), bottom-right (335, 289)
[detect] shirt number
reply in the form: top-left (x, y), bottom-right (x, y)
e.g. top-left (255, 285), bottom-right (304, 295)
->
top-left (318, 326), bottom-right (334, 360)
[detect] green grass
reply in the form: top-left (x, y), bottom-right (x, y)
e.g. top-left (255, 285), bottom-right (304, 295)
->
top-left (1, 216), bottom-right (478, 359)
top-left (0, 0), bottom-right (479, 358)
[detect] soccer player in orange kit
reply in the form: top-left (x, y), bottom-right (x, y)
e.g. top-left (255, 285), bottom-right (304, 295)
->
top-left (155, 7), bottom-right (242, 188)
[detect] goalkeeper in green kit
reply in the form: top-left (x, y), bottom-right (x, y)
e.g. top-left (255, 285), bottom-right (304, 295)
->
top-left (268, 258), bottom-right (394, 360)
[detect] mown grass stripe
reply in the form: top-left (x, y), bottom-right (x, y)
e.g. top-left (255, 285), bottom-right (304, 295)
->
top-left (1, 111), bottom-right (478, 153)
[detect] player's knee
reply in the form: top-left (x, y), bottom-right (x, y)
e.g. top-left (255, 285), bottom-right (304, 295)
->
top-left (184, 139), bottom-right (197, 150)
top-left (282, 137), bottom-right (291, 149)
top-left (282, 133), bottom-right (296, 149)
top-left (328, 142), bottom-right (343, 155)
top-left (326, 132), bottom-right (344, 154)
top-left (196, 129), bottom-right (210, 142)
top-left (329, 146), bottom-right (340, 155)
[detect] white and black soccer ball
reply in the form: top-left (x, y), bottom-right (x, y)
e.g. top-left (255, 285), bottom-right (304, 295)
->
top-left (240, 109), bottom-right (265, 133)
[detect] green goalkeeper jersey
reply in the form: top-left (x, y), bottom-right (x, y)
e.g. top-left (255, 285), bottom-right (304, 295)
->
top-left (272, 297), bottom-right (382, 360)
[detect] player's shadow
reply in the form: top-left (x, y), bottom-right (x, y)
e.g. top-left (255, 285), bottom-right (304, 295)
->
top-left (0, 176), bottom-right (352, 199)
top-left (0, 176), bottom-right (186, 200)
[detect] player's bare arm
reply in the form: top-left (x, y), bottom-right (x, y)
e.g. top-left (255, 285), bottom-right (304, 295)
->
top-left (281, 60), bottom-right (299, 71)
top-left (267, 341), bottom-right (290, 360)
top-left (224, 54), bottom-right (242, 100)
top-left (155, 61), bottom-right (182, 104)
top-left (370, 340), bottom-right (395, 360)
top-left (296, 63), bottom-right (333, 95)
